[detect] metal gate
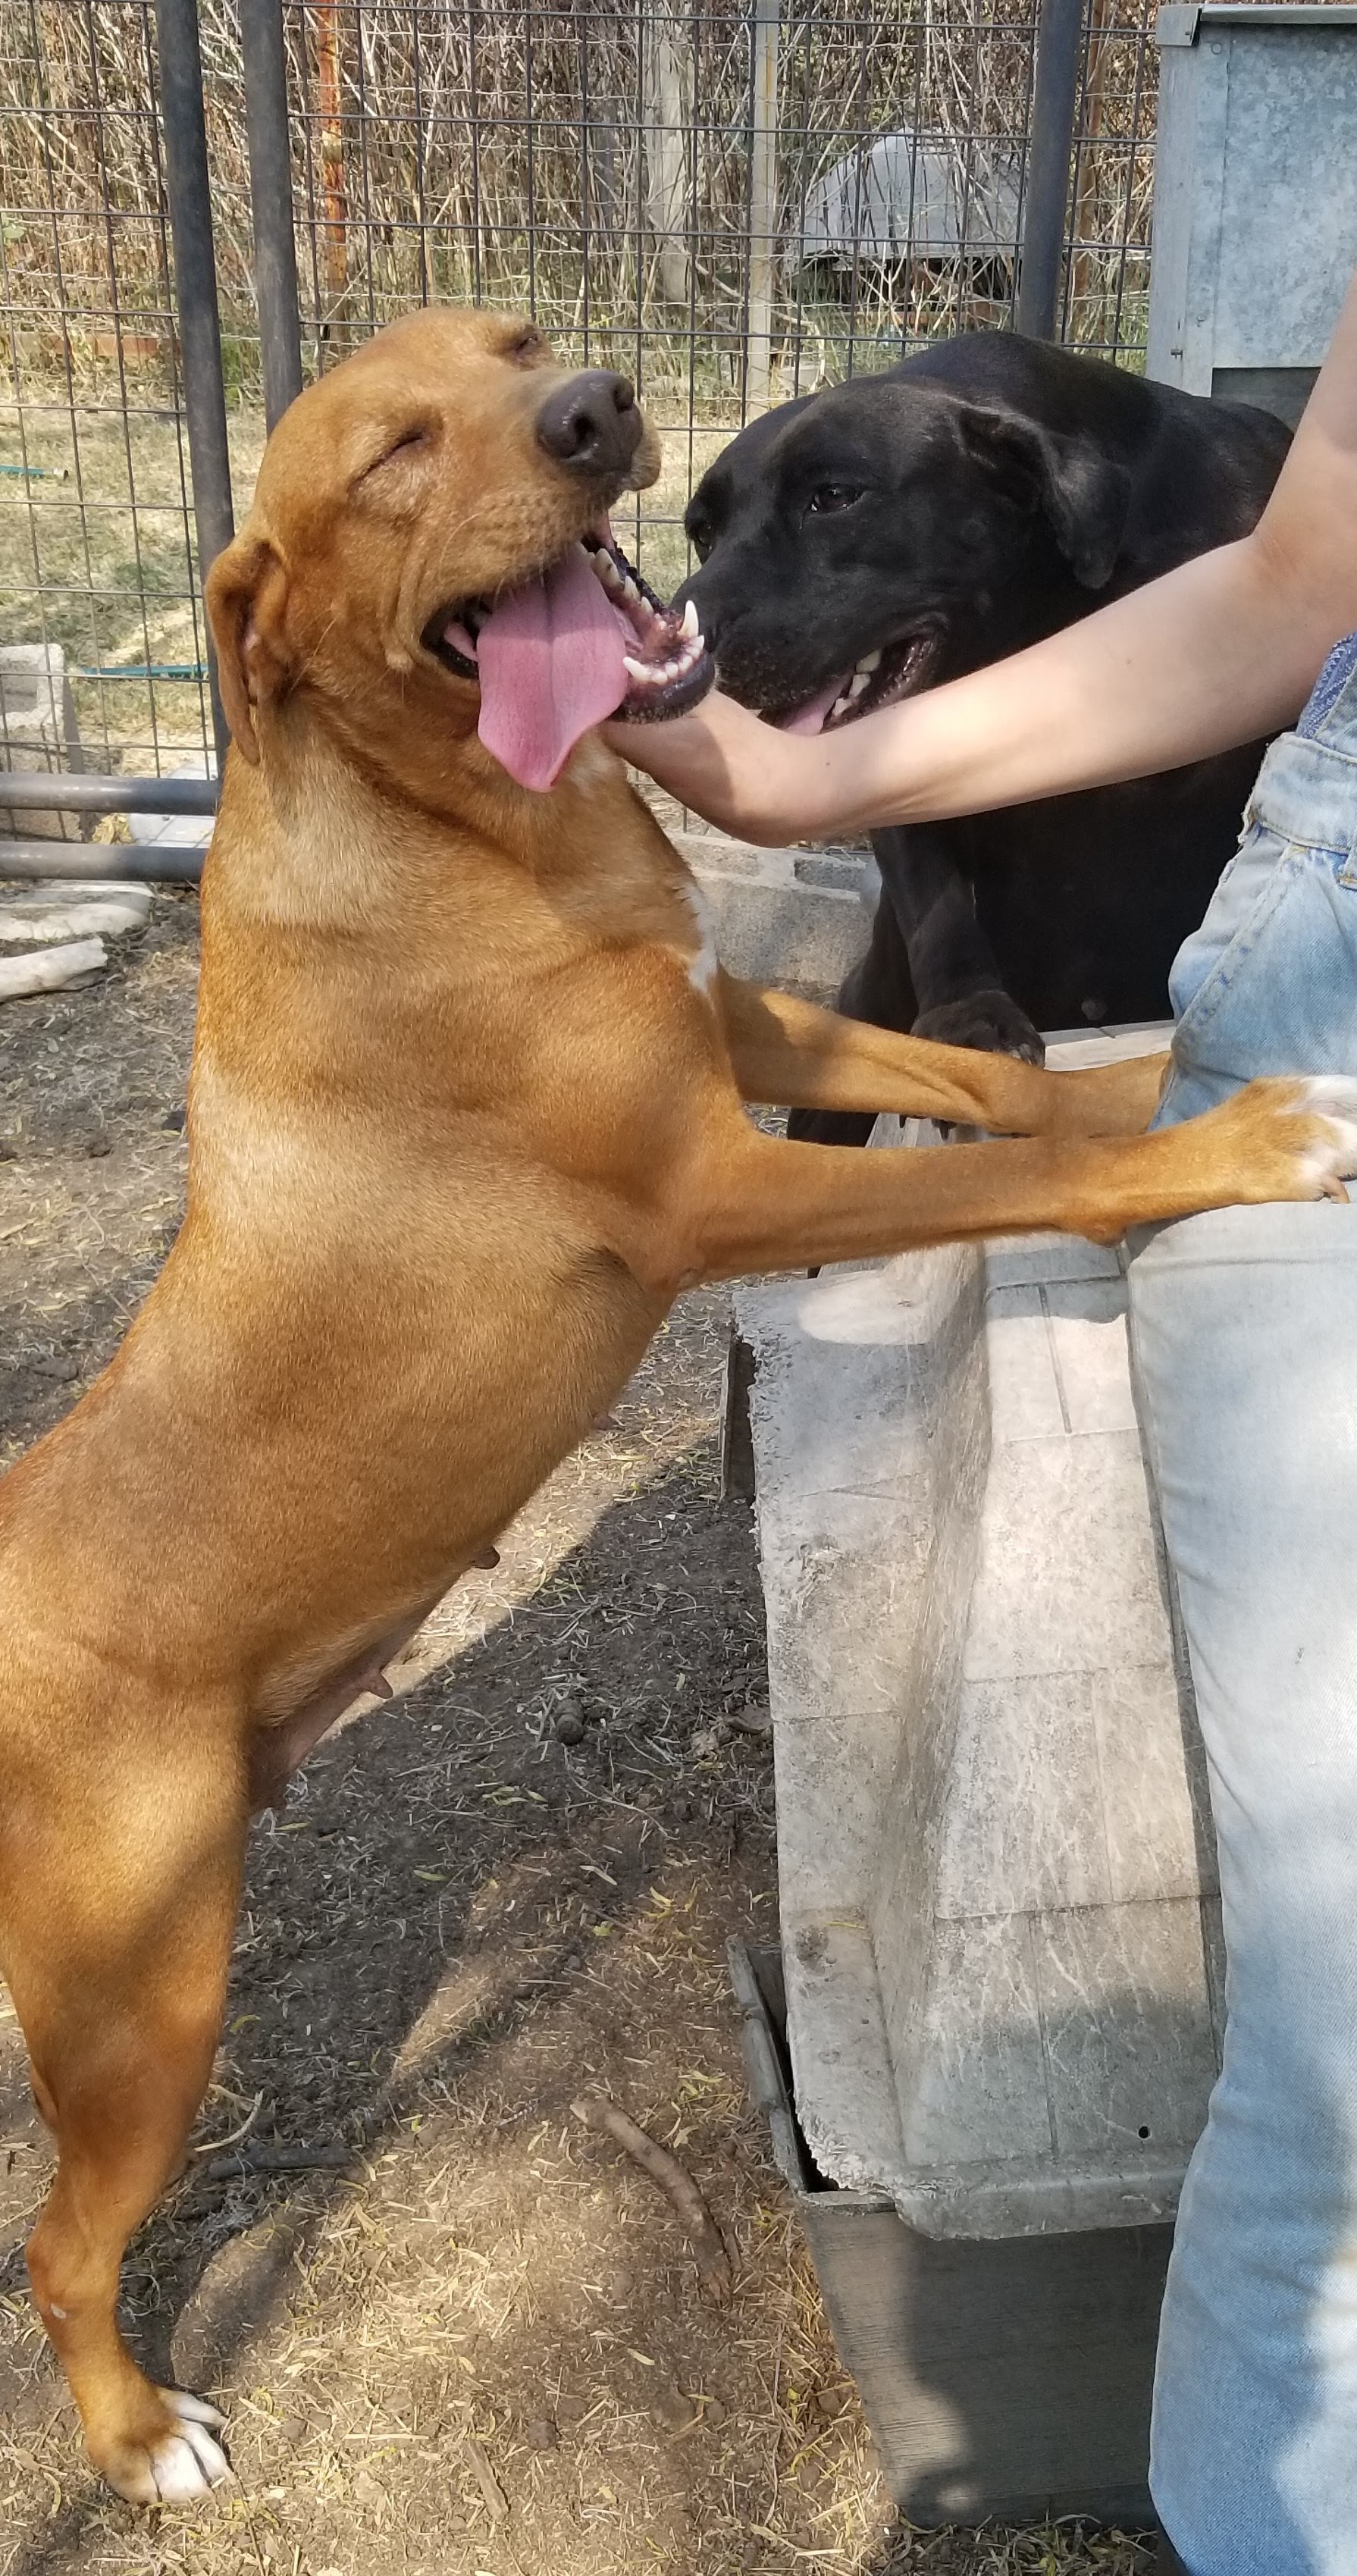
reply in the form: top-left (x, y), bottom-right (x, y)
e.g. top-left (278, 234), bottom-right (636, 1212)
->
top-left (0, 0), bottom-right (1157, 810)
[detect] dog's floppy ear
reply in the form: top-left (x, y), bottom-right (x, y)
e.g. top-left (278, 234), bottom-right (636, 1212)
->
top-left (953, 402), bottom-right (1132, 590)
top-left (204, 530), bottom-right (292, 764)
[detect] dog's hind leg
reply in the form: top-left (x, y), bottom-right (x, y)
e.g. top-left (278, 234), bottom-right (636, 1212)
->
top-left (0, 1729), bottom-right (245, 2503)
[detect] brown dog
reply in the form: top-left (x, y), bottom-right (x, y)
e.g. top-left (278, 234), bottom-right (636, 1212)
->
top-left (0, 305), bottom-right (1353, 2505)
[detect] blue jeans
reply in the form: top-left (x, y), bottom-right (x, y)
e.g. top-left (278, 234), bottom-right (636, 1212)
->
top-left (1128, 633), bottom-right (1357, 2574)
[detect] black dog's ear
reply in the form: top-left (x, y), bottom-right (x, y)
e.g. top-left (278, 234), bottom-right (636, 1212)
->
top-left (953, 401), bottom-right (1132, 589)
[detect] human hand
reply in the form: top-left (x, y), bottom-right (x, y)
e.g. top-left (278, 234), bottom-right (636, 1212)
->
top-left (602, 687), bottom-right (838, 846)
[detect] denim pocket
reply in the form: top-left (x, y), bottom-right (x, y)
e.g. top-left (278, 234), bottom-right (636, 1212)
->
top-left (1167, 819), bottom-right (1296, 1042)
top-left (1158, 822), bottom-right (1357, 1126)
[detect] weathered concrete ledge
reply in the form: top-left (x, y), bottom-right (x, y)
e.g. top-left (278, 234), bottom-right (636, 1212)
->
top-left (673, 829), bottom-right (875, 991)
top-left (735, 1033), bottom-right (1223, 2240)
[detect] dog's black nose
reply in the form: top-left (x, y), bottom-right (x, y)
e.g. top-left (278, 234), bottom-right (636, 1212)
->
top-left (537, 371), bottom-right (641, 475)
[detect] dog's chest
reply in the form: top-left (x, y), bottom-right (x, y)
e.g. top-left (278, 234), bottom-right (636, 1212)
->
top-left (672, 878), bottom-right (718, 998)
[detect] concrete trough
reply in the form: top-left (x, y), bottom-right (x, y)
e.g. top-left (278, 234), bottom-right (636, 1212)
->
top-left (729, 1941), bottom-right (1171, 2526)
top-left (729, 1033), bottom-right (1212, 2516)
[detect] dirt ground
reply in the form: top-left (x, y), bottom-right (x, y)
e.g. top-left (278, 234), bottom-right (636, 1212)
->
top-left (0, 900), bottom-right (1158, 2576)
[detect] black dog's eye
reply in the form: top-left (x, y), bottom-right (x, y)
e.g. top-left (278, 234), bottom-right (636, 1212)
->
top-left (806, 483), bottom-right (864, 517)
top-left (687, 516), bottom-right (713, 563)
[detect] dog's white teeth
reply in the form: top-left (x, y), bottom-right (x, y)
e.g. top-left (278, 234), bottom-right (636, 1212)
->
top-left (622, 575), bottom-right (640, 603)
top-left (830, 694), bottom-right (851, 720)
top-left (623, 633), bottom-right (704, 693)
top-left (857, 648), bottom-right (882, 675)
top-left (680, 600), bottom-right (700, 640)
top-left (848, 669), bottom-right (871, 698)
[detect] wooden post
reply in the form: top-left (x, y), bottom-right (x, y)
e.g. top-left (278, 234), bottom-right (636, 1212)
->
top-left (314, 0), bottom-right (348, 318)
top-left (641, 4), bottom-right (691, 309)
top-left (1071, 0), bottom-right (1114, 340)
top-left (746, 0), bottom-right (779, 413)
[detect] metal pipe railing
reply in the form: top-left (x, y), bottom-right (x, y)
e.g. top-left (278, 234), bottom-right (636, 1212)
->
top-left (0, 774), bottom-right (217, 815)
top-left (0, 777), bottom-right (212, 884)
top-left (0, 841), bottom-right (205, 885)
top-left (1017, 0), bottom-right (1085, 339)
top-left (241, 0), bottom-right (305, 431)
top-left (154, 0), bottom-right (236, 766)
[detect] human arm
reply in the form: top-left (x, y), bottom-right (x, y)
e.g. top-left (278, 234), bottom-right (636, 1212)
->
top-left (609, 265), bottom-right (1357, 845)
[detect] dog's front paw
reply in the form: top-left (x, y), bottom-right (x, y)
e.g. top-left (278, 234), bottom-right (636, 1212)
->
top-left (1202, 1075), bottom-right (1357, 1208)
top-left (912, 993), bottom-right (1045, 1065)
top-left (94, 2385), bottom-right (230, 2506)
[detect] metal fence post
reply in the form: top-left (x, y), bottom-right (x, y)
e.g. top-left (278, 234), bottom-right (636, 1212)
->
top-left (1017, 0), bottom-right (1084, 340)
top-left (746, 0), bottom-right (780, 413)
top-left (154, 0), bottom-right (234, 770)
top-left (241, 0), bottom-right (304, 430)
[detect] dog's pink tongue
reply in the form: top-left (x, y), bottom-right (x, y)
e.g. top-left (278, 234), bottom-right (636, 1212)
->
top-left (779, 675), bottom-right (849, 735)
top-left (476, 544), bottom-right (627, 792)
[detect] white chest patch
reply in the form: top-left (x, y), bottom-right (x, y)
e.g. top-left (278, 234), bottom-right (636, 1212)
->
top-left (680, 879), bottom-right (719, 999)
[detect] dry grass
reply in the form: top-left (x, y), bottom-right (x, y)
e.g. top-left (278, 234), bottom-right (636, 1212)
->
top-left (0, 0), bottom-right (1155, 372)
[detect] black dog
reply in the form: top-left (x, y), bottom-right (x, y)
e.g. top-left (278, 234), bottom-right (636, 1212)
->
top-left (678, 331), bottom-right (1290, 1142)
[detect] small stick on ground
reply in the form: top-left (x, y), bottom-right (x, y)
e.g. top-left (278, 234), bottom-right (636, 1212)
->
top-left (463, 2435), bottom-right (509, 2524)
top-left (571, 2092), bottom-right (732, 2301)
top-left (202, 2143), bottom-right (352, 2182)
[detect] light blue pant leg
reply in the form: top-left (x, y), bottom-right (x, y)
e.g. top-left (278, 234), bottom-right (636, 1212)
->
top-left (1131, 1206), bottom-right (1357, 2574)
top-left (1127, 637), bottom-right (1357, 2574)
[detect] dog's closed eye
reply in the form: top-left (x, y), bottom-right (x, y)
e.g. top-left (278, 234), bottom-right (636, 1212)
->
top-left (355, 428), bottom-right (435, 492)
top-left (361, 425), bottom-right (434, 481)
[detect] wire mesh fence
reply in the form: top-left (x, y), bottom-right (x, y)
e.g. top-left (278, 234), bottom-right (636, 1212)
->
top-left (0, 0), bottom-right (1158, 787)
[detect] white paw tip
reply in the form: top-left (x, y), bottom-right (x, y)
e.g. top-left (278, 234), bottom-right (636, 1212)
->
top-left (1299, 1079), bottom-right (1357, 1179)
top-left (1302, 1075), bottom-right (1357, 1115)
top-left (149, 2430), bottom-right (226, 2501)
top-left (149, 2399), bottom-right (231, 2499)
top-left (161, 2384), bottom-right (227, 2430)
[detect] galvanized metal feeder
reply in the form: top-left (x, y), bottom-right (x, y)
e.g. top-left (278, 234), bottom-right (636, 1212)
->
top-left (1148, 3), bottom-right (1357, 427)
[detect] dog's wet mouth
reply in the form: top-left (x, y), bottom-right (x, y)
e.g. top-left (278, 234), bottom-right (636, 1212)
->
top-left (428, 531), bottom-right (713, 794)
top-left (774, 628), bottom-right (942, 736)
